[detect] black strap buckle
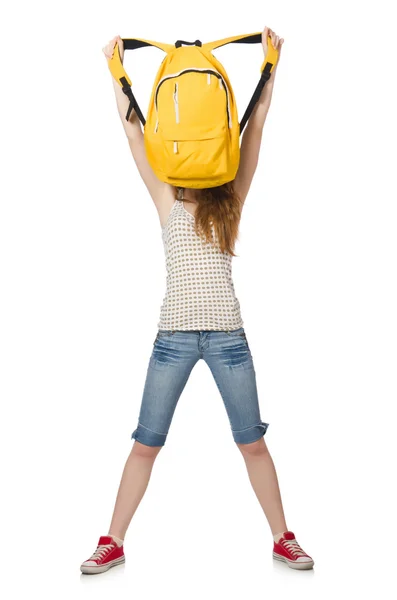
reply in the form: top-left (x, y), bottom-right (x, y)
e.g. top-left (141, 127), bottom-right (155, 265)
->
top-left (122, 86), bottom-right (133, 97)
top-left (261, 62), bottom-right (273, 79)
top-left (120, 77), bottom-right (133, 96)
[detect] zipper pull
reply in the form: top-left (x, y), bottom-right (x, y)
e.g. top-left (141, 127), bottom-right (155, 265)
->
top-left (174, 141), bottom-right (178, 153)
top-left (173, 82), bottom-right (180, 124)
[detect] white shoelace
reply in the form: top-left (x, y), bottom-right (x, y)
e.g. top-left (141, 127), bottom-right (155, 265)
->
top-left (89, 542), bottom-right (115, 561)
top-left (281, 539), bottom-right (307, 557)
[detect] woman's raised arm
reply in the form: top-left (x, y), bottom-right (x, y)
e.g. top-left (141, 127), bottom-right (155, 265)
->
top-left (234, 27), bottom-right (284, 205)
top-left (103, 36), bottom-right (167, 205)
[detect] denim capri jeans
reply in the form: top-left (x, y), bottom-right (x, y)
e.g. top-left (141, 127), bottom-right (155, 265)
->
top-left (131, 327), bottom-right (269, 446)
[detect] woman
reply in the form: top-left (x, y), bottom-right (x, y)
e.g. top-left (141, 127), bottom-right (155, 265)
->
top-left (80, 26), bottom-right (314, 574)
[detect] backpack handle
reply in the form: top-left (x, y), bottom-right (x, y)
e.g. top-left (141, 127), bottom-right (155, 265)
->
top-left (175, 39), bottom-right (202, 48)
top-left (108, 37), bottom-right (173, 124)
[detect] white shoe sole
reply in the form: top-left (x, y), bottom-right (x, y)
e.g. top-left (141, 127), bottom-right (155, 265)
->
top-left (80, 555), bottom-right (125, 574)
top-left (273, 552), bottom-right (314, 570)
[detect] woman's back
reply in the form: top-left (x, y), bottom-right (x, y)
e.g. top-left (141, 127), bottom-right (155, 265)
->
top-left (158, 196), bottom-right (243, 331)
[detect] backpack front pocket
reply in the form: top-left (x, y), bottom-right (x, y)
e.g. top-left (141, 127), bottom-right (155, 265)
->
top-left (163, 133), bottom-right (230, 182)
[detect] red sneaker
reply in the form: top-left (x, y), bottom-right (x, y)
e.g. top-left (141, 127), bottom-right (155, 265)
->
top-left (273, 531), bottom-right (314, 570)
top-left (80, 535), bottom-right (125, 574)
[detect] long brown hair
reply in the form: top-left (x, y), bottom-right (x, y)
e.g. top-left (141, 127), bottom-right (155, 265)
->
top-left (177, 181), bottom-right (242, 256)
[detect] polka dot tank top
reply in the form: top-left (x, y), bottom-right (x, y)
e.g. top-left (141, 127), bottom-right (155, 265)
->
top-left (157, 195), bottom-right (244, 331)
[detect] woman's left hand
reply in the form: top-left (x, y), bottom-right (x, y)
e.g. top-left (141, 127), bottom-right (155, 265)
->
top-left (262, 26), bottom-right (284, 54)
top-left (261, 26), bottom-right (284, 80)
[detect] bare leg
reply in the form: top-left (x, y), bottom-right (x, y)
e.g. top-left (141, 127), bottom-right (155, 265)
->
top-left (108, 441), bottom-right (163, 540)
top-left (237, 438), bottom-right (287, 535)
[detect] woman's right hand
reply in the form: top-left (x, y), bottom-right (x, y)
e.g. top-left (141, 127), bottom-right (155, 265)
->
top-left (102, 35), bottom-right (124, 63)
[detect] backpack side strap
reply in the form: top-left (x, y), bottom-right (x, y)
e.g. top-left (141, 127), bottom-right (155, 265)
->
top-left (203, 32), bottom-right (279, 134)
top-left (108, 38), bottom-right (173, 124)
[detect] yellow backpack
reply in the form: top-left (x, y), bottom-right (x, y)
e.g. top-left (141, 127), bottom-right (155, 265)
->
top-left (108, 33), bottom-right (279, 188)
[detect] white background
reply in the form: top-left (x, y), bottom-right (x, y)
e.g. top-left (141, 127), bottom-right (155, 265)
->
top-left (1, 0), bottom-right (396, 598)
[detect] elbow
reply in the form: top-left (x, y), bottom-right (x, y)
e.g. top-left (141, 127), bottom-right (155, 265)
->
top-left (125, 123), bottom-right (144, 144)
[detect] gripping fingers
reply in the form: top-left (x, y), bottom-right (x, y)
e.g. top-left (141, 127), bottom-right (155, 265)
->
top-left (102, 36), bottom-right (119, 59)
top-left (267, 27), bottom-right (284, 50)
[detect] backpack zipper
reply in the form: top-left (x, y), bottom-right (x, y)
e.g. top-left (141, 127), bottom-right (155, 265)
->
top-left (173, 82), bottom-right (180, 124)
top-left (154, 68), bottom-right (232, 131)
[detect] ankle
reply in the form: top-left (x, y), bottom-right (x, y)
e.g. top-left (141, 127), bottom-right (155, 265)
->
top-left (273, 530), bottom-right (288, 543)
top-left (108, 533), bottom-right (124, 547)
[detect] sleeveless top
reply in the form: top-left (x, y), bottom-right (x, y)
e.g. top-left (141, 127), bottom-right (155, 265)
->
top-left (157, 197), bottom-right (244, 331)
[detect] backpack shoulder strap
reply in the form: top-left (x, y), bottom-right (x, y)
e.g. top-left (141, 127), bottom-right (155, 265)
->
top-left (108, 38), bottom-right (173, 124)
top-left (202, 32), bottom-right (263, 52)
top-left (203, 32), bottom-right (279, 134)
